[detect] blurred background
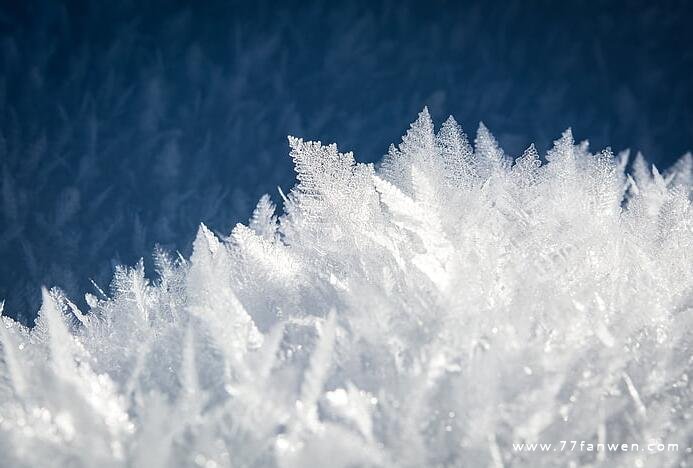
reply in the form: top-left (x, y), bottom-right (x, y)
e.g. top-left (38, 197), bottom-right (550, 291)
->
top-left (1, 0), bottom-right (692, 323)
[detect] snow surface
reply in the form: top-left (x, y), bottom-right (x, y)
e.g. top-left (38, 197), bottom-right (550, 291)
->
top-left (1, 109), bottom-right (692, 466)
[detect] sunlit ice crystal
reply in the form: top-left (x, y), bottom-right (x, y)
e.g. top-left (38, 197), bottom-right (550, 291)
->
top-left (1, 108), bottom-right (692, 467)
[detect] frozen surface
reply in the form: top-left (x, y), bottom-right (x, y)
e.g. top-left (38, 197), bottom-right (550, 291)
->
top-left (1, 110), bottom-right (691, 466)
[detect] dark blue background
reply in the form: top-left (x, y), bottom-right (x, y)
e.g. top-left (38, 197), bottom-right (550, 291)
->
top-left (1, 0), bottom-right (692, 322)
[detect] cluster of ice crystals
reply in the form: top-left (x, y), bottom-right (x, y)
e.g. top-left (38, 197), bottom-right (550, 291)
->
top-left (1, 108), bottom-right (692, 467)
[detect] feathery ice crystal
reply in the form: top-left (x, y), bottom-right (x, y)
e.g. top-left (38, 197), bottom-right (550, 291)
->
top-left (1, 109), bottom-right (692, 467)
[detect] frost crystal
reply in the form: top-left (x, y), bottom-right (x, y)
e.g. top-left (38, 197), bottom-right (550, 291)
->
top-left (1, 109), bottom-right (692, 467)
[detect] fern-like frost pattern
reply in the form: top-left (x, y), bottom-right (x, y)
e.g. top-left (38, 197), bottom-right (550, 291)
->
top-left (1, 109), bottom-right (692, 467)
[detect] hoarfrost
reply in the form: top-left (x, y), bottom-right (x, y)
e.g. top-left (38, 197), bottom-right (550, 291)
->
top-left (1, 110), bottom-right (692, 467)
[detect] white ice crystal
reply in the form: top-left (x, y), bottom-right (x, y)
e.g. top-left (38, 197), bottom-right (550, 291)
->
top-left (1, 109), bottom-right (692, 467)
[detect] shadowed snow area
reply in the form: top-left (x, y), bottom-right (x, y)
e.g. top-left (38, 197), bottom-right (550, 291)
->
top-left (0, 109), bottom-right (691, 466)
top-left (1, 0), bottom-right (693, 321)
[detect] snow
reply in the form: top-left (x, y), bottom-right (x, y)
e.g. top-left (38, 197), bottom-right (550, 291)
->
top-left (1, 109), bottom-right (691, 466)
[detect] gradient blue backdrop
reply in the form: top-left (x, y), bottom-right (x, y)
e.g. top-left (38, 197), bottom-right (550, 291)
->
top-left (1, 0), bottom-right (692, 322)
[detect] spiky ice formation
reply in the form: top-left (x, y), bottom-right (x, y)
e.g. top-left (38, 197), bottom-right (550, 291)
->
top-left (1, 108), bottom-right (692, 467)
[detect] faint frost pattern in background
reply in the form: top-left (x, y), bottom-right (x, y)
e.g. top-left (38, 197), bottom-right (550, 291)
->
top-left (2, 0), bottom-right (693, 321)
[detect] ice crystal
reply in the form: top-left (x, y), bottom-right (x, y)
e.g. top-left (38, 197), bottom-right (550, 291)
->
top-left (1, 109), bottom-right (692, 467)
